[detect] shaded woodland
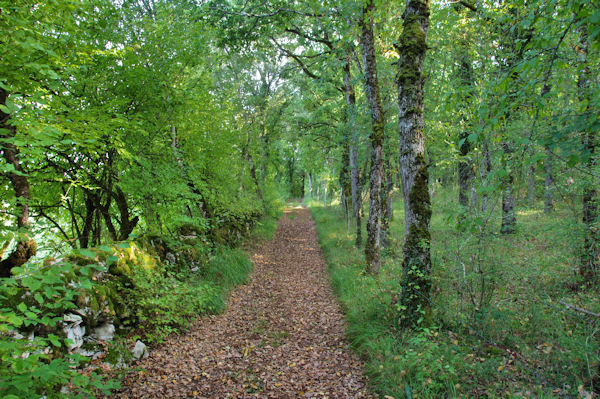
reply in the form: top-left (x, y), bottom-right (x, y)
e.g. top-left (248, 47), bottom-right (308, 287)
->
top-left (1, 0), bottom-right (599, 397)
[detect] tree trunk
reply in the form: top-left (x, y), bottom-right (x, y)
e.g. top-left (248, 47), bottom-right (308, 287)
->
top-left (344, 53), bottom-right (363, 247)
top-left (396, 0), bottom-right (432, 327)
top-left (543, 147), bottom-right (553, 214)
top-left (500, 143), bottom-right (516, 234)
top-left (79, 191), bottom-right (96, 249)
top-left (481, 139), bottom-right (492, 213)
top-left (247, 151), bottom-right (263, 203)
top-left (340, 139), bottom-right (352, 214)
top-left (380, 159), bottom-right (394, 247)
top-left (457, 44), bottom-right (474, 211)
top-left (359, 0), bottom-right (385, 274)
top-left (527, 163), bottom-right (536, 205)
top-left (458, 130), bottom-right (474, 209)
top-left (0, 88), bottom-right (36, 277)
top-left (577, 24), bottom-right (598, 282)
top-left (93, 208), bottom-right (102, 246)
top-left (114, 186), bottom-right (139, 241)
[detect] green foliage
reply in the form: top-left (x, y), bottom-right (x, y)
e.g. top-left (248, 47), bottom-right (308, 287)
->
top-left (310, 186), bottom-right (599, 397)
top-left (1, 0), bottom-right (599, 397)
top-left (124, 265), bottom-right (223, 343)
top-left (0, 230), bottom-right (262, 394)
top-left (0, 260), bottom-right (119, 398)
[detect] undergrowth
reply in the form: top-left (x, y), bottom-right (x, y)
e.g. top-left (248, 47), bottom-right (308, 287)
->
top-left (308, 189), bottom-right (598, 398)
top-left (0, 206), bottom-right (282, 398)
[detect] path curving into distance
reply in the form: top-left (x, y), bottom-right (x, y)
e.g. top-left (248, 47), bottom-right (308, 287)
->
top-left (119, 206), bottom-right (371, 398)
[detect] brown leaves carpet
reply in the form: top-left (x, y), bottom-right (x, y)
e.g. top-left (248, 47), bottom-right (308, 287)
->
top-left (119, 207), bottom-right (372, 398)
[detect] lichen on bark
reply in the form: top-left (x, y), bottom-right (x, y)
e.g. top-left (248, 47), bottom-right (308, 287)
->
top-left (399, 155), bottom-right (432, 327)
top-left (396, 0), bottom-right (432, 328)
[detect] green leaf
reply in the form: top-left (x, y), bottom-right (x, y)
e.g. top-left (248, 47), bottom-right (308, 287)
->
top-left (78, 249), bottom-right (97, 259)
top-left (48, 334), bottom-right (61, 347)
top-left (34, 293), bottom-right (44, 304)
top-left (106, 255), bottom-right (119, 266)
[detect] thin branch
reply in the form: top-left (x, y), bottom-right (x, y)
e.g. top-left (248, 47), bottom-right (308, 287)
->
top-left (560, 300), bottom-right (600, 318)
top-left (35, 209), bottom-right (76, 248)
top-left (284, 27), bottom-right (334, 50)
top-left (270, 37), bottom-right (322, 80)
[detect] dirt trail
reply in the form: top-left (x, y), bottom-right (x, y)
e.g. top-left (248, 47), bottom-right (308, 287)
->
top-left (119, 207), bottom-right (371, 398)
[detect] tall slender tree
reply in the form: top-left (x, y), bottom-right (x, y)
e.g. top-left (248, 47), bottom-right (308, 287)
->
top-left (359, 0), bottom-right (385, 274)
top-left (396, 0), bottom-right (432, 327)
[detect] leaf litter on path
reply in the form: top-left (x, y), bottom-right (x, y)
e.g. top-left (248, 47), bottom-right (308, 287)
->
top-left (118, 207), bottom-right (372, 398)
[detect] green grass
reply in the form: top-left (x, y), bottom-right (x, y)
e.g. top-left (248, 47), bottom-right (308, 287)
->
top-left (203, 247), bottom-right (254, 290)
top-left (307, 188), bottom-right (598, 398)
top-left (247, 207), bottom-right (282, 243)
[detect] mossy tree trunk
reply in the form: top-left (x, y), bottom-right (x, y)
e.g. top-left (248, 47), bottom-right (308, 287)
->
top-left (396, 0), bottom-right (432, 327)
top-left (458, 130), bottom-right (474, 209)
top-left (0, 88), bottom-right (37, 278)
top-left (340, 140), bottom-right (352, 223)
top-left (359, 0), bottom-right (385, 274)
top-left (527, 162), bottom-right (536, 205)
top-left (344, 54), bottom-right (363, 247)
top-left (380, 159), bottom-right (394, 247)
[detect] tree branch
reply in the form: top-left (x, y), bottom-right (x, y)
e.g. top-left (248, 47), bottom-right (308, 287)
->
top-left (270, 37), bottom-right (321, 80)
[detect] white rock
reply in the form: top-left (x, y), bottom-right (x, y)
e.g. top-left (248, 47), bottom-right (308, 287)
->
top-left (131, 340), bottom-right (148, 360)
top-left (64, 324), bottom-right (85, 350)
top-left (63, 313), bottom-right (85, 350)
top-left (74, 347), bottom-right (103, 360)
top-left (93, 322), bottom-right (115, 341)
top-left (63, 313), bottom-right (83, 324)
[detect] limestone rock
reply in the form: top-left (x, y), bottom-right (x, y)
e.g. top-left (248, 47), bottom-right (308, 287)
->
top-left (92, 322), bottom-right (115, 341)
top-left (63, 313), bottom-right (85, 350)
top-left (131, 340), bottom-right (148, 360)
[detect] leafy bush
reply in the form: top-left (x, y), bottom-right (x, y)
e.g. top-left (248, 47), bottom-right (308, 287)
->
top-left (0, 203), bottom-right (267, 396)
top-left (124, 266), bottom-right (223, 343)
top-left (0, 261), bottom-right (119, 398)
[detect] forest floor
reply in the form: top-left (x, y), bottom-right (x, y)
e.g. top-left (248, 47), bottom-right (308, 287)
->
top-left (118, 206), bottom-right (371, 398)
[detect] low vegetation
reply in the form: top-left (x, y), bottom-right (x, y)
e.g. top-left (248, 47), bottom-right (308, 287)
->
top-left (0, 207), bottom-right (281, 399)
top-left (309, 190), bottom-right (597, 398)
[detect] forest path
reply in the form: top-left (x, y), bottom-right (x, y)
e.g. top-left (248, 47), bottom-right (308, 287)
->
top-left (119, 206), bottom-right (371, 398)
